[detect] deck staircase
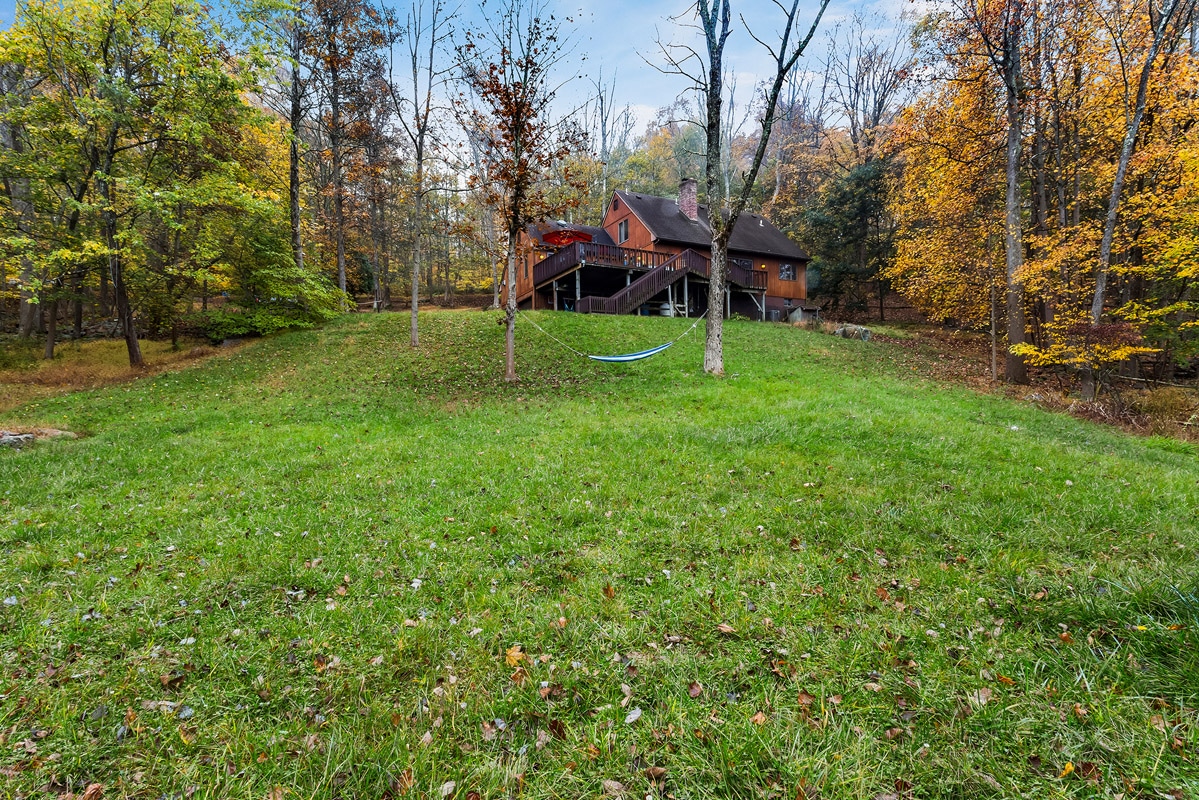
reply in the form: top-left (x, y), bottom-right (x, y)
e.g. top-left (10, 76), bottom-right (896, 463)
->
top-left (575, 250), bottom-right (711, 315)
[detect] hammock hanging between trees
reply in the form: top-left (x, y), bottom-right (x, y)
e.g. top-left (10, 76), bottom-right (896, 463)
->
top-left (516, 310), bottom-right (707, 363)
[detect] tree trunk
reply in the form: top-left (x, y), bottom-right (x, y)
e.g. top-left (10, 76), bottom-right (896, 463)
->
top-left (99, 263), bottom-right (109, 317)
top-left (704, 240), bottom-right (728, 376)
top-left (72, 270), bottom-right (84, 338)
top-left (411, 187), bottom-right (423, 347)
top-left (43, 297), bottom-right (57, 360)
top-left (703, 15), bottom-right (728, 378)
top-left (97, 138), bottom-right (143, 367)
top-left (1003, 46), bottom-right (1028, 384)
top-left (505, 229), bottom-right (519, 382)
top-left (1082, 0), bottom-right (1181, 400)
top-left (330, 62), bottom-right (347, 299)
top-left (1091, 0), bottom-right (1180, 324)
top-left (289, 27), bottom-right (305, 274)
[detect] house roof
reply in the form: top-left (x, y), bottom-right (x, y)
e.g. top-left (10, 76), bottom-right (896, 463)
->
top-left (526, 220), bottom-right (615, 249)
top-left (613, 190), bottom-right (809, 262)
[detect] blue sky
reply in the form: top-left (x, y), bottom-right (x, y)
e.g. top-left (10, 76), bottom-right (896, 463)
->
top-left (1, 0), bottom-right (897, 126)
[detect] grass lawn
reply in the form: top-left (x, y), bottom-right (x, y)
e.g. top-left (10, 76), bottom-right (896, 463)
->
top-left (1, 311), bottom-right (1197, 799)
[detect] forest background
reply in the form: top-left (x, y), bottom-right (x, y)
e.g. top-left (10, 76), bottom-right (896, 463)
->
top-left (1, 0), bottom-right (1198, 398)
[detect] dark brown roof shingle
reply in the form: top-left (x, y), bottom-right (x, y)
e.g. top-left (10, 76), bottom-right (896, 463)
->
top-left (614, 190), bottom-right (808, 261)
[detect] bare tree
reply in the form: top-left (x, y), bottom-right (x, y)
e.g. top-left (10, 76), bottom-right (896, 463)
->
top-left (458, 0), bottom-right (585, 381)
top-left (661, 0), bottom-right (830, 375)
top-left (824, 11), bottom-right (915, 167)
top-left (384, 0), bottom-right (456, 346)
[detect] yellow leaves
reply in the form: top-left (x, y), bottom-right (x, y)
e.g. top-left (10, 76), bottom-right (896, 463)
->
top-left (1058, 761), bottom-right (1074, 779)
top-left (504, 644), bottom-right (524, 667)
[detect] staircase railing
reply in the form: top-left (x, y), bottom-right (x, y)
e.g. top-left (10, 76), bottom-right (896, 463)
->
top-left (727, 261), bottom-right (768, 290)
top-left (577, 249), bottom-right (711, 315)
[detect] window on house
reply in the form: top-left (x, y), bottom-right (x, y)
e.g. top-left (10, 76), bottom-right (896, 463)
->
top-left (779, 263), bottom-right (796, 281)
top-left (618, 219), bottom-right (629, 243)
top-left (613, 197), bottom-right (621, 211)
top-left (783, 298), bottom-right (793, 309)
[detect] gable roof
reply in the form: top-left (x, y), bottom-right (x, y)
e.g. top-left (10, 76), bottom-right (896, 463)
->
top-left (612, 190), bottom-right (809, 261)
top-left (526, 220), bottom-right (615, 249)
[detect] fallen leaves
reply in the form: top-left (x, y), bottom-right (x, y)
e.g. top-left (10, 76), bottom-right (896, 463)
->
top-left (624, 707), bottom-right (642, 724)
top-left (504, 645), bottom-right (524, 668)
top-left (688, 681), bottom-right (703, 698)
top-left (716, 623), bottom-right (737, 635)
top-left (602, 584), bottom-right (616, 600)
top-left (750, 711), bottom-right (769, 725)
top-left (602, 779), bottom-right (626, 796)
top-left (969, 687), bottom-right (993, 707)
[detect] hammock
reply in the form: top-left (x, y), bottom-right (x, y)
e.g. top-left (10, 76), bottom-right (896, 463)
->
top-left (587, 342), bottom-right (675, 363)
top-left (516, 309), bottom-right (706, 363)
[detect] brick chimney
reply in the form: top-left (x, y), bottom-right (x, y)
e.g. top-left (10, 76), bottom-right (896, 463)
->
top-left (678, 178), bottom-right (698, 221)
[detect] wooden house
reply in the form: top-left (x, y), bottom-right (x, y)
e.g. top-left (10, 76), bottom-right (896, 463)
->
top-left (508, 179), bottom-right (811, 321)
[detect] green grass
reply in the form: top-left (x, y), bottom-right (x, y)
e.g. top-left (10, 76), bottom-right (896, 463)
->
top-left (1, 311), bottom-right (1197, 799)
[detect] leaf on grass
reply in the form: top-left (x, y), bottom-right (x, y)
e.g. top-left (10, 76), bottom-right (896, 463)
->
top-left (996, 674), bottom-right (1015, 686)
top-left (438, 781), bottom-right (456, 798)
top-left (1058, 761), bottom-right (1074, 779)
top-left (798, 690), bottom-right (815, 707)
top-left (602, 584), bottom-right (616, 600)
top-left (420, 731), bottom-right (433, 746)
top-left (535, 729), bottom-right (550, 750)
top-left (505, 645), bottom-right (524, 667)
top-left (969, 688), bottom-right (992, 707)
top-left (80, 785), bottom-right (104, 800)
top-left (689, 682), bottom-right (703, 698)
top-left (1151, 714), bottom-right (1167, 732)
top-left (265, 788), bottom-right (285, 800)
top-left (875, 587), bottom-right (890, 601)
top-left (370, 655), bottom-right (385, 666)
top-left (1059, 632), bottom-right (1074, 644)
top-left (602, 780), bottom-right (626, 796)
top-left (624, 707), bottom-right (642, 724)
top-left (864, 682), bottom-right (883, 693)
top-left (750, 711), bottom-right (768, 725)
top-left (716, 623), bottom-right (737, 635)
top-left (884, 727), bottom-right (903, 740)
top-left (510, 668), bottom-right (527, 686)
top-left (548, 718), bottom-right (567, 739)
top-left (645, 766), bottom-right (667, 782)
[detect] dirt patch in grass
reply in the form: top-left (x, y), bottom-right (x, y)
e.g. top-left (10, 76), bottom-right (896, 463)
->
top-left (0, 337), bottom-right (236, 414)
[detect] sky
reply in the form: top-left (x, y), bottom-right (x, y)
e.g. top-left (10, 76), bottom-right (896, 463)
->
top-left (0, 0), bottom-right (902, 132)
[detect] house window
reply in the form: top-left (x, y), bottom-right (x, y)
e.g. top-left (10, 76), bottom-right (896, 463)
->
top-left (779, 263), bottom-right (796, 281)
top-left (613, 197), bottom-right (621, 211)
top-left (783, 298), bottom-right (793, 309)
top-left (618, 219), bottom-right (629, 244)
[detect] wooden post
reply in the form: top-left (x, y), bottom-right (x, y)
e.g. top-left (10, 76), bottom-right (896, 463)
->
top-left (725, 289), bottom-right (730, 319)
top-left (668, 283), bottom-right (673, 317)
top-left (683, 278), bottom-right (688, 317)
top-left (552, 280), bottom-right (558, 311)
top-left (575, 269), bottom-right (581, 303)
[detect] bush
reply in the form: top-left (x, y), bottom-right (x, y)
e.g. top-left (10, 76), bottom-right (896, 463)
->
top-left (190, 303), bottom-right (340, 344)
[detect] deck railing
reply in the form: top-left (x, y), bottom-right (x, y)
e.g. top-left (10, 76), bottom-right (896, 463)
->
top-left (577, 249), bottom-right (711, 315)
top-left (531, 243), bottom-right (671, 288)
top-left (531, 242), bottom-right (768, 306)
